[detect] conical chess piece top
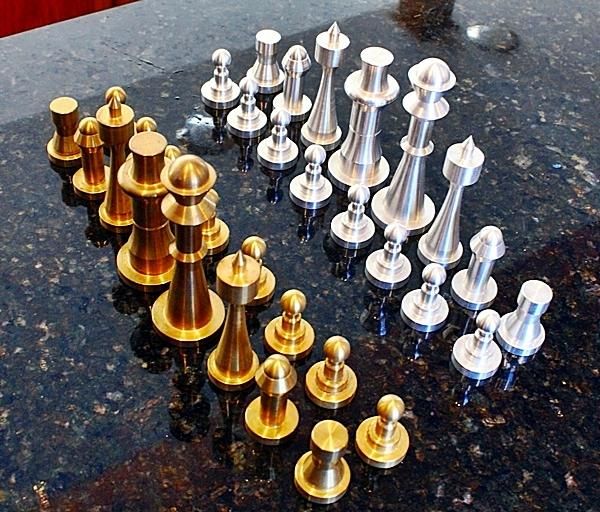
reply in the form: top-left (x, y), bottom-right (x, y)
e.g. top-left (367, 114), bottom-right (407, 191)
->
top-left (226, 77), bottom-right (268, 139)
top-left (273, 44), bottom-right (312, 121)
top-left (257, 108), bottom-right (299, 170)
top-left (47, 96), bottom-right (81, 167)
top-left (164, 145), bottom-right (182, 160)
top-left (136, 116), bottom-right (157, 133)
top-left (104, 86), bottom-right (126, 104)
top-left (247, 29), bottom-right (285, 94)
top-left (201, 48), bottom-right (241, 109)
top-left (242, 235), bottom-right (276, 306)
top-left (365, 222), bottom-right (412, 289)
top-left (73, 117), bottom-right (108, 198)
top-left (401, 263), bottom-right (449, 332)
top-left (330, 185), bottom-right (375, 249)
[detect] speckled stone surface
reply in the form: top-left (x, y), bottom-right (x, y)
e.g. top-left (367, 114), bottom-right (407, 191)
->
top-left (0, 0), bottom-right (598, 510)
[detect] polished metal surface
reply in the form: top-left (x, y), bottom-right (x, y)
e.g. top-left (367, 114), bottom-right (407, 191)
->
top-left (273, 45), bottom-right (312, 122)
top-left (226, 77), bottom-right (268, 139)
top-left (135, 116), bottom-right (158, 133)
top-left (289, 144), bottom-right (332, 209)
top-left (330, 185), bottom-right (375, 249)
top-left (451, 226), bottom-right (505, 310)
top-left (201, 49), bottom-right (241, 110)
top-left (201, 189), bottom-right (230, 256)
top-left (257, 109), bottom-right (299, 171)
top-left (401, 263), bottom-right (448, 332)
top-left (47, 96), bottom-right (81, 168)
top-left (72, 117), bottom-right (108, 199)
top-left (371, 58), bottom-right (455, 234)
top-left (242, 235), bottom-right (276, 306)
top-left (328, 47), bottom-right (399, 190)
top-left (365, 222), bottom-right (411, 290)
top-left (496, 280), bottom-right (553, 356)
top-left (246, 29), bottom-right (285, 94)
top-left (417, 136), bottom-right (484, 268)
top-left (301, 22), bottom-right (350, 150)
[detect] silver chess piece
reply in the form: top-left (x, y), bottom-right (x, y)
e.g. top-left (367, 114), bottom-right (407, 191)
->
top-left (401, 263), bottom-right (448, 332)
top-left (301, 22), bottom-right (350, 150)
top-left (328, 47), bottom-right (399, 190)
top-left (289, 144), bottom-right (332, 209)
top-left (365, 223), bottom-right (411, 289)
top-left (451, 226), bottom-right (505, 310)
top-left (273, 45), bottom-right (312, 122)
top-left (330, 185), bottom-right (375, 249)
top-left (257, 109), bottom-right (299, 171)
top-left (226, 77), bottom-right (268, 139)
top-left (371, 58), bottom-right (455, 234)
top-left (496, 280), bottom-right (553, 356)
top-left (451, 309), bottom-right (502, 380)
top-left (417, 136), bottom-right (484, 268)
top-left (247, 29), bottom-right (285, 94)
top-left (201, 49), bottom-right (241, 110)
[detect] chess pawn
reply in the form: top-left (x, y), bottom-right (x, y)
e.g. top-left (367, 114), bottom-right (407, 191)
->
top-left (371, 58), bottom-right (455, 234)
top-left (201, 48), bottom-right (241, 110)
top-left (72, 117), bottom-right (109, 199)
top-left (355, 394), bottom-right (410, 468)
top-left (305, 336), bottom-right (357, 409)
top-left (330, 185), bottom-right (375, 249)
top-left (328, 47), bottom-right (399, 190)
top-left (104, 86), bottom-right (126, 104)
top-left (264, 289), bottom-right (315, 360)
top-left (451, 226), bottom-right (505, 310)
top-left (401, 263), bottom-right (449, 332)
top-left (116, 131), bottom-right (175, 291)
top-left (165, 145), bottom-right (182, 160)
top-left (365, 222), bottom-right (411, 289)
top-left (136, 116), bottom-right (158, 133)
top-left (96, 87), bottom-right (135, 232)
top-left (273, 45), bottom-right (312, 122)
top-left (247, 29), bottom-right (285, 94)
top-left (496, 280), bottom-right (553, 356)
top-left (201, 189), bottom-right (230, 256)
top-left (244, 354), bottom-right (299, 445)
top-left (289, 144), bottom-right (332, 209)
top-left (47, 96), bottom-right (81, 168)
top-left (226, 77), bottom-right (268, 139)
top-left (152, 155), bottom-right (226, 344)
top-left (242, 236), bottom-right (276, 306)
top-left (417, 136), bottom-right (484, 268)
top-left (294, 420), bottom-right (351, 504)
top-left (301, 22), bottom-right (350, 150)
top-left (451, 309), bottom-right (502, 380)
top-left (207, 251), bottom-right (261, 390)
top-left (257, 109), bottom-right (299, 171)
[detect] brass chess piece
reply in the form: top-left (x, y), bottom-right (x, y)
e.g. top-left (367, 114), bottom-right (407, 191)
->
top-left (165, 145), bottom-right (182, 160)
top-left (242, 236), bottom-right (276, 306)
top-left (201, 189), bottom-right (230, 256)
top-left (72, 117), bottom-right (109, 199)
top-left (47, 96), bottom-right (81, 167)
top-left (136, 116), bottom-right (158, 133)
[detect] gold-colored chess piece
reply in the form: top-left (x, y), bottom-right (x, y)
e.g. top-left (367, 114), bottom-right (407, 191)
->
top-left (47, 96), bottom-right (81, 167)
top-left (355, 394), bottom-right (410, 468)
top-left (305, 336), bottom-right (357, 409)
top-left (104, 86), bottom-right (126, 103)
top-left (202, 189), bottom-right (230, 256)
top-left (264, 289), bottom-right (314, 360)
top-left (116, 131), bottom-right (175, 291)
top-left (72, 117), bottom-right (108, 199)
top-left (244, 354), bottom-right (299, 444)
top-left (152, 155), bottom-right (225, 344)
top-left (136, 116), bottom-right (158, 133)
top-left (294, 420), bottom-right (351, 504)
top-left (96, 86), bottom-right (135, 232)
top-left (242, 235), bottom-right (275, 305)
top-left (207, 250), bottom-right (261, 390)
top-left (165, 144), bottom-right (182, 160)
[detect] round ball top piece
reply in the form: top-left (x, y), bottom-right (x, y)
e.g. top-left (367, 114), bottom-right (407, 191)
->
top-left (361, 46), bottom-right (394, 68)
top-left (409, 57), bottom-right (456, 92)
top-left (323, 336), bottom-right (350, 363)
top-left (280, 289), bottom-right (306, 315)
top-left (271, 108), bottom-right (291, 127)
top-left (212, 48), bottom-right (232, 67)
top-left (136, 116), bottom-right (157, 133)
top-left (263, 354), bottom-right (292, 380)
top-left (377, 394), bottom-right (405, 423)
top-left (165, 144), bottom-right (182, 160)
top-left (384, 222), bottom-right (408, 245)
top-left (78, 117), bottom-right (99, 135)
top-left (164, 154), bottom-right (216, 196)
top-left (476, 309), bottom-right (501, 334)
top-left (311, 420), bottom-right (348, 453)
top-left (242, 235), bottom-right (267, 261)
top-left (305, 144), bottom-right (327, 166)
top-left (422, 263), bottom-right (446, 287)
top-left (256, 353), bottom-right (297, 395)
top-left (104, 86), bottom-right (126, 104)
top-left (240, 76), bottom-right (259, 97)
top-left (348, 184), bottom-right (370, 205)
top-left (471, 225), bottom-right (505, 260)
top-left (283, 45), bottom-right (311, 74)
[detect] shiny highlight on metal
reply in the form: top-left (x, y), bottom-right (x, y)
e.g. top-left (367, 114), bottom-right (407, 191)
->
top-left (242, 235), bottom-right (276, 306)
top-left (201, 189), bottom-right (230, 256)
top-left (289, 144), bottom-right (332, 209)
top-left (73, 117), bottom-right (108, 199)
top-left (226, 77), bottom-right (268, 139)
top-left (257, 109), bottom-right (299, 170)
top-left (201, 49), bottom-right (241, 110)
top-left (330, 185), bottom-right (375, 249)
top-left (273, 45), bottom-right (311, 122)
top-left (247, 29), bottom-right (285, 94)
top-left (135, 116), bottom-right (158, 133)
top-left (47, 96), bottom-right (81, 168)
top-left (365, 222), bottom-right (411, 289)
top-left (401, 263), bottom-right (449, 332)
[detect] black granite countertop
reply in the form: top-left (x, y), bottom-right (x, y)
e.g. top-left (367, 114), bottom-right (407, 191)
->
top-left (0, 0), bottom-right (598, 510)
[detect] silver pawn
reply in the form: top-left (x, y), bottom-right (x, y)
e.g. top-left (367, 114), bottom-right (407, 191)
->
top-left (201, 49), bottom-right (241, 110)
top-left (247, 29), bottom-right (285, 94)
top-left (451, 309), bottom-right (502, 380)
top-left (365, 223), bottom-right (411, 289)
top-left (371, 58), bottom-right (455, 234)
top-left (257, 109), bottom-right (299, 171)
top-left (328, 47), bottom-right (399, 190)
top-left (401, 263), bottom-right (448, 332)
top-left (301, 22), bottom-right (350, 150)
top-left (273, 45), bottom-right (312, 122)
top-left (496, 280), bottom-right (553, 356)
top-left (417, 136), bottom-right (484, 268)
top-left (330, 185), bottom-right (375, 249)
top-left (289, 144), bottom-right (332, 209)
top-left (451, 226), bottom-right (505, 310)
top-left (226, 77), bottom-right (268, 139)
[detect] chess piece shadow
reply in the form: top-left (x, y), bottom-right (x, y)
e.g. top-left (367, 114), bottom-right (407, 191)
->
top-left (260, 165), bottom-right (295, 205)
top-left (255, 92), bottom-right (276, 120)
top-left (129, 307), bottom-right (172, 373)
top-left (495, 352), bottom-right (536, 392)
top-left (287, 120), bottom-right (303, 146)
top-left (360, 284), bottom-right (402, 336)
top-left (245, 301), bottom-right (273, 337)
top-left (248, 443), bottom-right (285, 482)
top-left (322, 232), bottom-right (370, 281)
top-left (203, 252), bottom-right (228, 286)
top-left (204, 105), bottom-right (236, 147)
top-left (448, 364), bottom-right (493, 407)
top-left (291, 203), bottom-right (328, 243)
top-left (401, 328), bottom-right (435, 362)
top-left (232, 134), bottom-right (260, 173)
top-left (177, 112), bottom-right (233, 156)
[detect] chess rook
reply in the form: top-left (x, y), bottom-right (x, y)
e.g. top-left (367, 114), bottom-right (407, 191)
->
top-left (242, 236), bottom-right (276, 306)
top-left (330, 185), bottom-right (375, 249)
top-left (247, 29), bottom-right (285, 94)
top-left (289, 144), bottom-right (332, 209)
top-left (201, 189), bottom-right (230, 256)
top-left (47, 96), bottom-right (81, 168)
top-left (73, 117), bottom-right (108, 199)
top-left (365, 222), bottom-right (411, 289)
top-left (401, 263), bottom-right (449, 332)
top-left (257, 109), bottom-right (299, 171)
top-left (201, 49), bottom-right (241, 110)
top-left (273, 45), bottom-right (312, 122)
top-left (226, 77), bottom-right (267, 139)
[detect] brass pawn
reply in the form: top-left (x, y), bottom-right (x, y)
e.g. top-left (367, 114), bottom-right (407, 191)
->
top-left (355, 394), bottom-right (410, 468)
top-left (201, 189), bottom-right (230, 256)
top-left (165, 145), bottom-right (182, 160)
top-left (136, 116), bottom-right (158, 133)
top-left (264, 289), bottom-right (314, 360)
top-left (305, 336), bottom-right (357, 409)
top-left (47, 96), bottom-right (81, 167)
top-left (242, 236), bottom-right (275, 305)
top-left (294, 420), bottom-right (351, 504)
top-left (104, 86), bottom-right (126, 104)
top-left (244, 354), bottom-right (299, 444)
top-left (73, 117), bottom-right (109, 199)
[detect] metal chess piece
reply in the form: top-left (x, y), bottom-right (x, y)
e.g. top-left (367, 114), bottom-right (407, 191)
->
top-left (135, 116), bottom-right (158, 133)
top-left (201, 189), bottom-right (230, 256)
top-left (328, 47), bottom-right (399, 190)
top-left (73, 117), bottom-right (109, 199)
top-left (242, 236), bottom-right (276, 306)
top-left (330, 185), bottom-right (375, 249)
top-left (418, 136), bottom-right (484, 268)
top-left (496, 280), bottom-right (553, 356)
top-left (47, 96), bottom-right (81, 168)
top-left (273, 45), bottom-right (312, 122)
top-left (201, 48), bottom-right (241, 110)
top-left (365, 222), bottom-right (411, 289)
top-left (301, 22), bottom-right (350, 150)
top-left (165, 145), bottom-right (182, 160)
top-left (451, 309), bottom-right (502, 380)
top-left (371, 58), bottom-right (455, 234)
top-left (289, 144), bottom-right (332, 209)
top-left (451, 226), bottom-right (505, 310)
top-left (226, 77), bottom-right (268, 139)
top-left (247, 29), bottom-right (285, 94)
top-left (355, 394), bottom-right (410, 468)
top-left (257, 109), bottom-right (299, 171)
top-left (401, 263), bottom-right (449, 332)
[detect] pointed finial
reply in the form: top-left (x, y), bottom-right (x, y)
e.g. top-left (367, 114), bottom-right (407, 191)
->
top-left (108, 94), bottom-right (122, 117)
top-left (105, 86), bottom-right (127, 104)
top-left (328, 21), bottom-right (340, 42)
top-left (232, 250), bottom-right (246, 273)
top-left (242, 235), bottom-right (267, 262)
top-left (136, 116), bottom-right (157, 132)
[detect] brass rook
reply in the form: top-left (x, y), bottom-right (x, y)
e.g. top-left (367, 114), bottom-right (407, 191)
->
top-left (47, 96), bottom-right (81, 168)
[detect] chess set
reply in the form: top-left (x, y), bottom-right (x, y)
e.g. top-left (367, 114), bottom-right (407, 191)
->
top-left (44, 23), bottom-right (554, 505)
